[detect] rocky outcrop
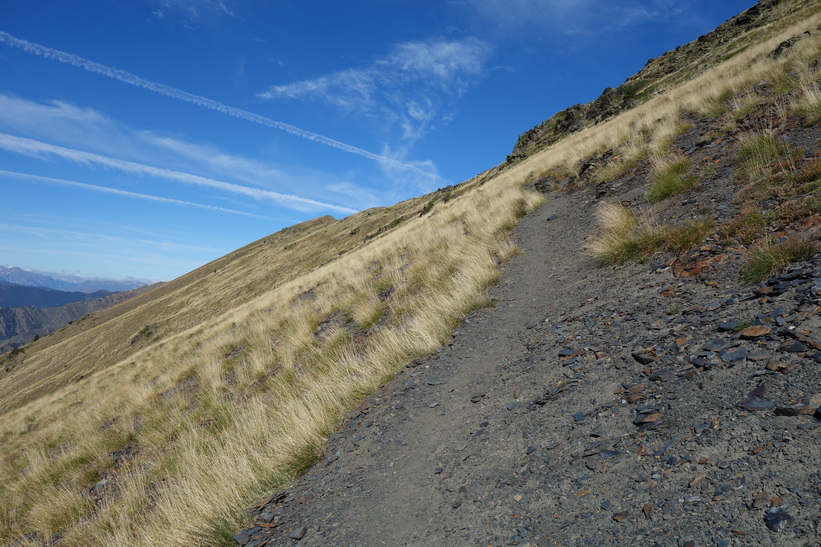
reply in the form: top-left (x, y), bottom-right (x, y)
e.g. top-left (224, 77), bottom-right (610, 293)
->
top-left (507, 0), bottom-right (798, 162)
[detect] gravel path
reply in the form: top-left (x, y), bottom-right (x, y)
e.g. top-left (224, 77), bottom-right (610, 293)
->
top-left (237, 114), bottom-right (821, 546)
top-left (236, 187), bottom-right (821, 546)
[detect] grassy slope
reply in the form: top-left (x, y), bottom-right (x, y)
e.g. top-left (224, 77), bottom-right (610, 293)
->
top-left (1, 1), bottom-right (819, 545)
top-left (0, 200), bottom-right (438, 412)
top-left (510, 0), bottom-right (815, 160)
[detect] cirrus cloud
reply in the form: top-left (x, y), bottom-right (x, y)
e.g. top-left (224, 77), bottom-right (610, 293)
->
top-left (258, 37), bottom-right (493, 143)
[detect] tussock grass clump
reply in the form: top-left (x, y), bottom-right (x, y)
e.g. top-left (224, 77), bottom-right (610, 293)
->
top-left (721, 209), bottom-right (766, 244)
top-left (647, 157), bottom-right (698, 203)
top-left (589, 203), bottom-right (713, 265)
top-left (665, 219), bottom-right (716, 253)
top-left (739, 238), bottom-right (819, 284)
top-left (791, 83), bottom-right (821, 125)
top-left (728, 92), bottom-right (765, 120)
top-left (650, 111), bottom-right (692, 156)
top-left (733, 133), bottom-right (816, 216)
top-left (735, 133), bottom-right (795, 181)
top-left (588, 202), bottom-right (642, 263)
top-left (593, 140), bottom-right (648, 184)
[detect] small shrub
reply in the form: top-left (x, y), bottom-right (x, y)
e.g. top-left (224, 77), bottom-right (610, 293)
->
top-left (739, 239), bottom-right (818, 284)
top-left (647, 157), bottom-right (698, 203)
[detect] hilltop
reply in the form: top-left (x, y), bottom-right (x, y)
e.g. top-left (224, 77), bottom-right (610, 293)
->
top-left (508, 0), bottom-right (810, 161)
top-left (1, 1), bottom-right (820, 545)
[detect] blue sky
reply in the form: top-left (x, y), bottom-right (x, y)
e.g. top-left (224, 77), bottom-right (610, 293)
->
top-left (0, 0), bottom-right (756, 282)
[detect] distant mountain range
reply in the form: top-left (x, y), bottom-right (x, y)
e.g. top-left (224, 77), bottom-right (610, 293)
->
top-left (0, 265), bottom-right (152, 292)
top-left (0, 267), bottom-right (158, 352)
top-left (0, 281), bottom-right (113, 309)
top-left (0, 282), bottom-right (160, 352)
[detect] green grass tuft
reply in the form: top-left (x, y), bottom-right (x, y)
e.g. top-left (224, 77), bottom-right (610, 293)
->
top-left (739, 239), bottom-right (818, 284)
top-left (665, 219), bottom-right (715, 253)
top-left (735, 133), bottom-right (793, 181)
top-left (647, 157), bottom-right (698, 203)
top-left (590, 204), bottom-right (714, 265)
top-left (721, 210), bottom-right (766, 244)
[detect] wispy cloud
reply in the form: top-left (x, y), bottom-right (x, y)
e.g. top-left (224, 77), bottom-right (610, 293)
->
top-left (0, 94), bottom-right (367, 208)
top-left (0, 31), bottom-right (442, 182)
top-left (151, 0), bottom-right (237, 20)
top-left (0, 169), bottom-right (263, 217)
top-left (259, 37), bottom-right (492, 143)
top-left (460, 0), bottom-right (683, 35)
top-left (0, 222), bottom-right (223, 279)
top-left (0, 133), bottom-right (358, 214)
top-left (0, 93), bottom-right (142, 159)
top-left (140, 133), bottom-right (287, 186)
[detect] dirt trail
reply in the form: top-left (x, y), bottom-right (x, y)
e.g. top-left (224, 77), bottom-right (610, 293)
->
top-left (238, 165), bottom-right (821, 545)
top-left (237, 190), bottom-right (605, 544)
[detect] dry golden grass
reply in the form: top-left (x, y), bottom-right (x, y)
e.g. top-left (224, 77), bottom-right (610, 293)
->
top-left (791, 82), bottom-right (821, 124)
top-left (1, 4), bottom-right (819, 546)
top-left (0, 160), bottom-right (543, 545)
top-left (588, 203), bottom-right (714, 264)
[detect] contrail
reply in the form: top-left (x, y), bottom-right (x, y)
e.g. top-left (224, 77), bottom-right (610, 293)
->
top-left (0, 133), bottom-right (359, 215)
top-left (0, 169), bottom-right (266, 218)
top-left (0, 30), bottom-right (442, 182)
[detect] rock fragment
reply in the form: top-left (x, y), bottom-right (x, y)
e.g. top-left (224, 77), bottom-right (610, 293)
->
top-left (763, 509), bottom-right (795, 532)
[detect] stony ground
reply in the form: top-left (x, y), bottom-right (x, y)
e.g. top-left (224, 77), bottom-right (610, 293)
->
top-left (236, 111), bottom-right (821, 546)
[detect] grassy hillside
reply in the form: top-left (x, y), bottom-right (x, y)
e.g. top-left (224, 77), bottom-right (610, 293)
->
top-left (509, 0), bottom-right (816, 160)
top-left (1, 1), bottom-right (819, 545)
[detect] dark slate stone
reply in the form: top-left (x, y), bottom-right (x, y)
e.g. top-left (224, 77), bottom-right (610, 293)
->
top-left (780, 340), bottom-right (808, 353)
top-left (632, 351), bottom-right (657, 365)
top-left (735, 397), bottom-right (775, 411)
top-left (718, 321), bottom-right (743, 331)
top-left (702, 339), bottom-right (729, 351)
top-left (649, 370), bottom-right (677, 382)
top-left (719, 348), bottom-right (747, 363)
top-left (764, 510), bottom-right (795, 532)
